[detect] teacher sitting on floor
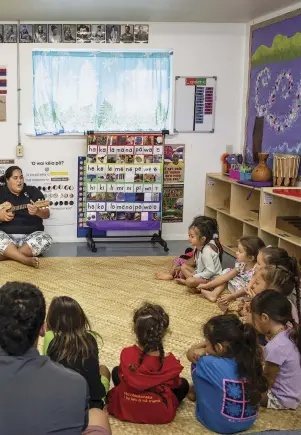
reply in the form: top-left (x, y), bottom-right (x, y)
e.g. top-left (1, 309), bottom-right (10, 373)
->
top-left (0, 166), bottom-right (52, 268)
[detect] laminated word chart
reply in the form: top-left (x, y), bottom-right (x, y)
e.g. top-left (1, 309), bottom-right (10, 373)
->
top-left (85, 134), bottom-right (164, 231)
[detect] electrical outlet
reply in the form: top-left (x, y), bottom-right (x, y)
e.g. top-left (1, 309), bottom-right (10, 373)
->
top-left (226, 144), bottom-right (233, 154)
top-left (16, 145), bottom-right (24, 157)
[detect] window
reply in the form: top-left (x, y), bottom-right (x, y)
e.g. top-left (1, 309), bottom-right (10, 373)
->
top-left (32, 50), bottom-right (172, 135)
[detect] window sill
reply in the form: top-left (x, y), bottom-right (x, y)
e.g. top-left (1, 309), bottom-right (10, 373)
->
top-left (25, 133), bottom-right (85, 139)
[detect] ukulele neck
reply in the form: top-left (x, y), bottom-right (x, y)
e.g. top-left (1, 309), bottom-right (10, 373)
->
top-left (10, 204), bottom-right (30, 212)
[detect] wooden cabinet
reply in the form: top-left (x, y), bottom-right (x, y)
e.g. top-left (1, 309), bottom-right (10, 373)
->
top-left (205, 173), bottom-right (301, 261)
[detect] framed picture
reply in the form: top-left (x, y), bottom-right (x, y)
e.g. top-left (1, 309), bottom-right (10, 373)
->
top-left (0, 25), bottom-right (3, 43)
top-left (134, 24), bottom-right (149, 43)
top-left (33, 24), bottom-right (48, 43)
top-left (120, 24), bottom-right (134, 43)
top-left (4, 24), bottom-right (17, 43)
top-left (62, 24), bottom-right (76, 43)
top-left (77, 24), bottom-right (91, 43)
top-left (91, 24), bottom-right (105, 43)
top-left (106, 24), bottom-right (120, 43)
top-left (19, 24), bottom-right (33, 43)
top-left (48, 24), bottom-right (62, 43)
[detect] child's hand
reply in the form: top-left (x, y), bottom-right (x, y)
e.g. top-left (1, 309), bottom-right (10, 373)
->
top-left (242, 311), bottom-right (252, 325)
top-left (241, 301), bottom-right (251, 316)
top-left (218, 293), bottom-right (234, 305)
top-left (187, 345), bottom-right (207, 364)
top-left (246, 285), bottom-right (257, 299)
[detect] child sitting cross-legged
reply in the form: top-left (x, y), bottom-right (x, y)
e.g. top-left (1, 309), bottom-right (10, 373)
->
top-left (156, 216), bottom-right (222, 283)
top-left (186, 314), bottom-right (267, 434)
top-left (198, 237), bottom-right (265, 308)
top-left (107, 303), bottom-right (189, 424)
top-left (175, 217), bottom-right (223, 288)
top-left (251, 290), bottom-right (301, 410)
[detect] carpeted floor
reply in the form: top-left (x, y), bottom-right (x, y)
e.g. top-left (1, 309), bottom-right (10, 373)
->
top-left (1, 257), bottom-right (301, 435)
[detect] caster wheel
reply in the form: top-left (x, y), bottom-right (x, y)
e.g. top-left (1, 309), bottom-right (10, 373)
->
top-left (164, 247), bottom-right (169, 252)
top-left (92, 247), bottom-right (97, 253)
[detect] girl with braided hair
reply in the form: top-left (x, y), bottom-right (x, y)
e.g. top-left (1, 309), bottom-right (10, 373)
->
top-left (107, 303), bottom-right (189, 424)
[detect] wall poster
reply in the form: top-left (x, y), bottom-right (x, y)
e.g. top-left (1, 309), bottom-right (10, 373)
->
top-left (163, 144), bottom-right (185, 223)
top-left (22, 159), bottom-right (77, 226)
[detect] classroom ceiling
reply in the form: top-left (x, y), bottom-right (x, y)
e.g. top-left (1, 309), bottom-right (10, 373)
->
top-left (0, 0), bottom-right (299, 22)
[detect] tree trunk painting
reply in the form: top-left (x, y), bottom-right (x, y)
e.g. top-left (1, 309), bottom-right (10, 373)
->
top-left (252, 116), bottom-right (264, 163)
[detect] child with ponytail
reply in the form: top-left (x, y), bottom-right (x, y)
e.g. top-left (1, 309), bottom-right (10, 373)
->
top-left (108, 303), bottom-right (189, 424)
top-left (174, 217), bottom-right (223, 288)
top-left (156, 216), bottom-right (222, 283)
top-left (187, 314), bottom-right (267, 433)
top-left (251, 290), bottom-right (301, 409)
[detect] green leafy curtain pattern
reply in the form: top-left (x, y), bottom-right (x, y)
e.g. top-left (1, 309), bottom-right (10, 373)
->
top-left (33, 51), bottom-right (171, 135)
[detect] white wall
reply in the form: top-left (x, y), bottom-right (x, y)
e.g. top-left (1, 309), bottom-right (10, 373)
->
top-left (0, 22), bottom-right (246, 242)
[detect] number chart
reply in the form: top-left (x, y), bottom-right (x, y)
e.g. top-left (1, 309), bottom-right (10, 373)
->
top-left (84, 133), bottom-right (164, 231)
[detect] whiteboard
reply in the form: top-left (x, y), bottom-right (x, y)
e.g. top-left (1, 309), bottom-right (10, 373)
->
top-left (174, 76), bottom-right (217, 133)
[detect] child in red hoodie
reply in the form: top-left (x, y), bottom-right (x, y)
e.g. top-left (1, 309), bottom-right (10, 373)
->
top-left (107, 303), bottom-right (189, 424)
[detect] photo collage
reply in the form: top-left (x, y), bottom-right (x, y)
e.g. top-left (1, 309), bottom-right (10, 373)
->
top-left (0, 23), bottom-right (149, 44)
top-left (83, 134), bottom-right (164, 228)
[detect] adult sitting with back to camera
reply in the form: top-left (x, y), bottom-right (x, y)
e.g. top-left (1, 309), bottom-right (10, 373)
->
top-left (0, 166), bottom-right (52, 268)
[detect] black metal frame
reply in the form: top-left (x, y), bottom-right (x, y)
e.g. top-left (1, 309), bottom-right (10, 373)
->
top-left (86, 227), bottom-right (169, 253)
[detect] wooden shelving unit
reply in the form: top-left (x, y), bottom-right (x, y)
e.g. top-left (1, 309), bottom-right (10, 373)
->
top-left (205, 173), bottom-right (301, 261)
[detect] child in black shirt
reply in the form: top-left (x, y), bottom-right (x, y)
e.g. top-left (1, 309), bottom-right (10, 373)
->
top-left (43, 296), bottom-right (110, 409)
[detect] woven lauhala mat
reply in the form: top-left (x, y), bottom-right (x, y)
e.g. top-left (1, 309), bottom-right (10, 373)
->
top-left (0, 257), bottom-right (300, 434)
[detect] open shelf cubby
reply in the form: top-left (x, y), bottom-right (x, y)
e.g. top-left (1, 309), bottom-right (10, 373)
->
top-left (205, 174), bottom-right (301, 261)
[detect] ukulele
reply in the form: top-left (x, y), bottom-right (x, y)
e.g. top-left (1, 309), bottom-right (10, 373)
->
top-left (0, 200), bottom-right (50, 213)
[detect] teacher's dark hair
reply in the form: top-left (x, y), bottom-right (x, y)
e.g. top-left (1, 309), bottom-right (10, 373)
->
top-left (0, 282), bottom-right (46, 356)
top-left (0, 165), bottom-right (22, 184)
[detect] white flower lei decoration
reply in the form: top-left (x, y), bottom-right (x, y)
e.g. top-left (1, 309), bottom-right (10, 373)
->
top-left (254, 67), bottom-right (301, 133)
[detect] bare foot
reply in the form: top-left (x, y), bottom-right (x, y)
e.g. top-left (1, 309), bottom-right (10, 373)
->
top-left (156, 272), bottom-right (173, 280)
top-left (175, 278), bottom-right (186, 285)
top-left (24, 257), bottom-right (39, 268)
top-left (187, 385), bottom-right (196, 402)
top-left (201, 289), bottom-right (218, 302)
top-left (188, 287), bottom-right (202, 295)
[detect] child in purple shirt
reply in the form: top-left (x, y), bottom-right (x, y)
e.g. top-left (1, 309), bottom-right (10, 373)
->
top-left (251, 290), bottom-right (301, 409)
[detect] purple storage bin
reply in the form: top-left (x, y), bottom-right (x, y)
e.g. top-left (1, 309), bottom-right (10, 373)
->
top-left (229, 169), bottom-right (240, 180)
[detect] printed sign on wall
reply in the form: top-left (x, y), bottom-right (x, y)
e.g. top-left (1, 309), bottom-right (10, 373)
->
top-left (22, 158), bottom-right (77, 226)
top-left (163, 144), bottom-right (185, 223)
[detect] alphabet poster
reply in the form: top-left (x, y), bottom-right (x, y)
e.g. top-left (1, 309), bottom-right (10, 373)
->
top-left (85, 134), bottom-right (164, 231)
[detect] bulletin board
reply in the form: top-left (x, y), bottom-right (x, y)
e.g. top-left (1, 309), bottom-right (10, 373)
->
top-left (174, 76), bottom-right (217, 133)
top-left (84, 133), bottom-right (164, 232)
